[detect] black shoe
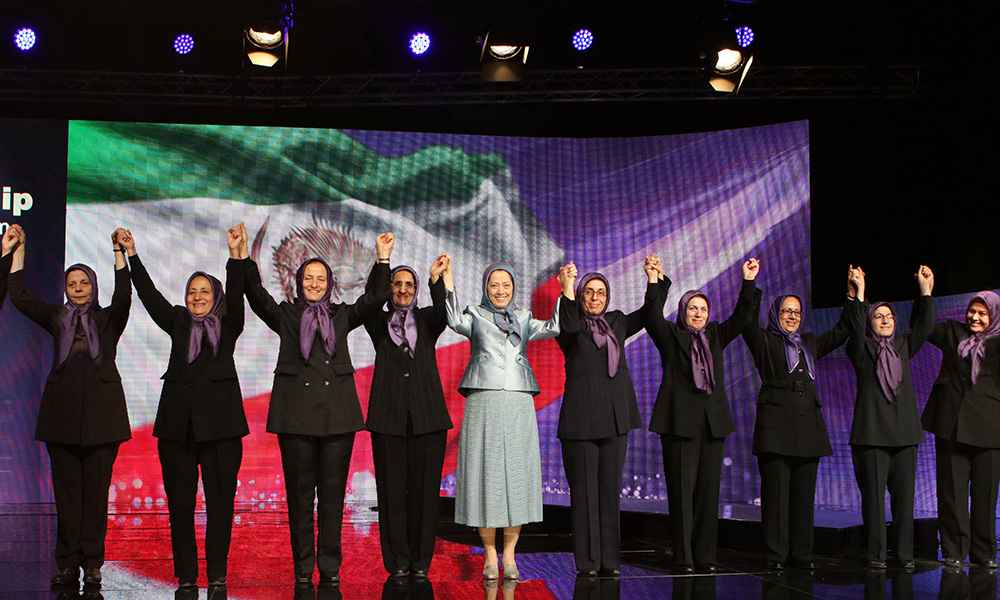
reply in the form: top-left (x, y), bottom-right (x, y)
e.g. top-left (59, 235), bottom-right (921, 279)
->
top-left (943, 558), bottom-right (962, 568)
top-left (766, 561), bottom-right (785, 572)
top-left (696, 563), bottom-right (718, 573)
top-left (973, 558), bottom-right (998, 569)
top-left (577, 569), bottom-right (598, 578)
top-left (83, 567), bottom-right (102, 585)
top-left (318, 572), bottom-right (340, 585)
top-left (673, 564), bottom-right (695, 574)
top-left (867, 560), bottom-right (887, 570)
top-left (898, 559), bottom-right (916, 569)
top-left (390, 568), bottom-right (408, 579)
top-left (177, 578), bottom-right (197, 591)
top-left (208, 576), bottom-right (226, 589)
top-left (410, 569), bottom-right (428, 579)
top-left (598, 568), bottom-right (621, 577)
top-left (295, 574), bottom-right (313, 586)
top-left (51, 567), bottom-right (79, 591)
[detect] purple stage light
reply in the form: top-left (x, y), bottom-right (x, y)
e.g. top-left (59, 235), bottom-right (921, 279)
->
top-left (14, 28), bottom-right (36, 52)
top-left (174, 34), bottom-right (195, 55)
top-left (571, 29), bottom-right (593, 51)
top-left (409, 32), bottom-right (431, 56)
top-left (735, 26), bottom-right (754, 48)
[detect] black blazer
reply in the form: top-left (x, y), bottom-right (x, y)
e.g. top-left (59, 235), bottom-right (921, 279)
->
top-left (846, 296), bottom-right (933, 447)
top-left (742, 299), bottom-right (853, 457)
top-left (9, 265), bottom-right (132, 446)
top-left (921, 319), bottom-right (1000, 448)
top-left (555, 293), bottom-right (658, 440)
top-left (363, 277), bottom-right (453, 436)
top-left (243, 258), bottom-right (390, 437)
top-left (130, 255), bottom-right (250, 443)
top-left (643, 277), bottom-right (758, 438)
top-left (0, 252), bottom-right (10, 309)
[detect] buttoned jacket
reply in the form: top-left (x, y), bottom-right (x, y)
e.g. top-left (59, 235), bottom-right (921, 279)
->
top-left (243, 258), bottom-right (390, 437)
top-left (445, 288), bottom-right (560, 397)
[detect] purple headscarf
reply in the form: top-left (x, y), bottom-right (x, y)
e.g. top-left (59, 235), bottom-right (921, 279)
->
top-left (480, 263), bottom-right (522, 345)
top-left (766, 294), bottom-right (815, 379)
top-left (957, 291), bottom-right (1000, 384)
top-left (865, 301), bottom-right (903, 403)
top-left (186, 271), bottom-right (225, 363)
top-left (388, 265), bottom-right (419, 358)
top-left (676, 290), bottom-right (714, 394)
top-left (577, 273), bottom-right (620, 378)
top-left (295, 258), bottom-right (337, 360)
top-left (58, 264), bottom-right (100, 366)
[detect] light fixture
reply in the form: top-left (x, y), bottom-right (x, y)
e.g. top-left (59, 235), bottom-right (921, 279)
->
top-left (409, 32), bottom-right (431, 56)
top-left (173, 34), bottom-right (195, 56)
top-left (735, 25), bottom-right (754, 48)
top-left (571, 29), bottom-right (593, 52)
top-left (480, 30), bottom-right (529, 82)
top-left (708, 50), bottom-right (753, 93)
top-left (14, 27), bottom-right (36, 52)
top-left (245, 21), bottom-right (288, 68)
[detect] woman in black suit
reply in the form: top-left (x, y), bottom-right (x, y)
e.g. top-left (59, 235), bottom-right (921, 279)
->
top-left (364, 255), bottom-right (453, 579)
top-left (740, 269), bottom-right (857, 571)
top-left (1, 225), bottom-right (14, 306)
top-left (241, 225), bottom-right (394, 585)
top-left (7, 224), bottom-right (131, 593)
top-left (642, 258), bottom-right (759, 573)
top-left (845, 266), bottom-right (934, 569)
top-left (120, 226), bottom-right (250, 592)
top-left (922, 288), bottom-right (1000, 569)
top-left (555, 257), bottom-right (661, 577)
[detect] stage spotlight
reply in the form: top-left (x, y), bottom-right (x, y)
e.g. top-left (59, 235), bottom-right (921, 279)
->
top-left (409, 32), bottom-right (431, 56)
top-left (708, 49), bottom-right (753, 93)
top-left (14, 27), bottom-right (36, 52)
top-left (480, 30), bottom-right (529, 82)
top-left (571, 29), bottom-right (593, 52)
top-left (245, 23), bottom-right (287, 68)
top-left (174, 34), bottom-right (195, 56)
top-left (735, 25), bottom-right (754, 48)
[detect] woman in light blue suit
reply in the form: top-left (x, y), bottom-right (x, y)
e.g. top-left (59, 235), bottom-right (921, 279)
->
top-left (443, 256), bottom-right (576, 580)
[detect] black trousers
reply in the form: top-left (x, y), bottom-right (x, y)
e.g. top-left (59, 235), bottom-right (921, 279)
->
top-left (278, 432), bottom-right (355, 578)
top-left (370, 419), bottom-right (447, 574)
top-left (851, 445), bottom-right (917, 562)
top-left (158, 436), bottom-right (243, 581)
top-left (561, 435), bottom-right (628, 572)
top-left (935, 437), bottom-right (1000, 562)
top-left (46, 442), bottom-right (120, 571)
top-left (659, 424), bottom-right (724, 566)
top-left (756, 453), bottom-right (819, 563)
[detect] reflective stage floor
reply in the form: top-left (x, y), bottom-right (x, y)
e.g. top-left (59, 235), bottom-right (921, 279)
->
top-left (1, 503), bottom-right (997, 600)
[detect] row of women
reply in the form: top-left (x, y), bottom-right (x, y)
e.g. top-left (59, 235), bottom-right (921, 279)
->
top-left (1, 222), bottom-right (999, 593)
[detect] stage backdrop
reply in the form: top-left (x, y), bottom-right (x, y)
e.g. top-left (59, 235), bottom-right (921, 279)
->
top-left (6, 117), bottom-right (964, 522)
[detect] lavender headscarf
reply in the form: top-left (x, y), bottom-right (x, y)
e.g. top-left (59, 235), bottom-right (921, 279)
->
top-left (957, 291), bottom-right (1000, 384)
top-left (388, 265), bottom-right (418, 358)
top-left (577, 273), bottom-right (620, 378)
top-left (479, 263), bottom-right (521, 345)
top-left (186, 272), bottom-right (225, 363)
top-left (865, 301), bottom-right (903, 403)
top-left (295, 259), bottom-right (336, 360)
top-left (58, 264), bottom-right (100, 366)
top-left (676, 290), bottom-right (714, 394)
top-left (766, 295), bottom-right (816, 379)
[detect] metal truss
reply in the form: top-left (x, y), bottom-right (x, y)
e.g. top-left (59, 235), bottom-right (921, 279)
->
top-left (0, 65), bottom-right (922, 108)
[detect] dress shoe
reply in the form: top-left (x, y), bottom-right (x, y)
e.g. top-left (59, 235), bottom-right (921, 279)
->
top-left (51, 567), bottom-right (79, 590)
top-left (83, 567), bottom-right (102, 586)
top-left (294, 575), bottom-right (313, 586)
top-left (502, 563), bottom-right (519, 580)
top-left (943, 558), bottom-right (962, 568)
top-left (766, 561), bottom-right (785, 571)
top-left (598, 568), bottom-right (621, 577)
top-left (973, 558), bottom-right (998, 569)
top-left (673, 564), bottom-right (695, 574)
top-left (390, 568), bottom-right (408, 579)
top-left (898, 559), bottom-right (916, 569)
top-left (696, 563), bottom-right (718, 573)
top-left (577, 569), bottom-right (598, 578)
top-left (208, 577), bottom-right (226, 590)
top-left (483, 564), bottom-right (500, 580)
top-left (318, 572), bottom-right (340, 585)
top-left (410, 569), bottom-right (428, 579)
top-left (867, 560), bottom-right (887, 570)
top-left (177, 578), bottom-right (197, 591)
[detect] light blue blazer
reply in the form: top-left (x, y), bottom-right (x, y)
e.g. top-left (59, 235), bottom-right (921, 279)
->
top-left (445, 289), bottom-right (560, 397)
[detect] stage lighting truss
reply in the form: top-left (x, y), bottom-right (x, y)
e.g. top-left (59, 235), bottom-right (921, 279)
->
top-left (14, 27), bottom-right (36, 52)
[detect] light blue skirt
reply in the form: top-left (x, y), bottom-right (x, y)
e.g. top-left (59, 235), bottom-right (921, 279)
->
top-left (454, 390), bottom-right (543, 528)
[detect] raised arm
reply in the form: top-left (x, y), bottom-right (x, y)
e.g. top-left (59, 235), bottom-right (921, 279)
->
top-left (718, 258), bottom-right (760, 345)
top-left (120, 229), bottom-right (174, 333)
top-left (7, 226), bottom-right (59, 331)
top-left (224, 223), bottom-right (248, 337)
top-left (242, 258), bottom-right (283, 333)
top-left (1, 225), bottom-right (18, 306)
top-left (907, 265), bottom-right (935, 355)
top-left (815, 269), bottom-right (863, 358)
top-left (624, 255), bottom-right (666, 338)
top-left (424, 253), bottom-right (450, 338)
top-left (108, 228), bottom-right (132, 334)
top-left (345, 233), bottom-right (394, 329)
top-left (443, 257), bottom-right (473, 338)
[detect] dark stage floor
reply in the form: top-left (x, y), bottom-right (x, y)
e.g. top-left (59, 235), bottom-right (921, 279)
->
top-left (1, 502), bottom-right (998, 600)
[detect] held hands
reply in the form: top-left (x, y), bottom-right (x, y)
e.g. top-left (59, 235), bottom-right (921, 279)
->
top-left (558, 262), bottom-right (577, 299)
top-left (1, 224), bottom-right (21, 256)
top-left (116, 228), bottom-right (136, 255)
top-left (228, 222), bottom-right (249, 259)
top-left (847, 265), bottom-right (865, 301)
top-left (644, 254), bottom-right (663, 282)
top-left (915, 265), bottom-right (934, 296)
top-left (376, 232), bottom-right (395, 260)
top-left (742, 258), bottom-right (760, 281)
top-left (430, 253), bottom-right (451, 284)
